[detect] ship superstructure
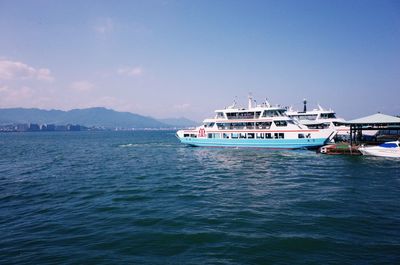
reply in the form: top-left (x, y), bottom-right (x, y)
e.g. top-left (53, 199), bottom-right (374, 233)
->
top-left (286, 99), bottom-right (349, 137)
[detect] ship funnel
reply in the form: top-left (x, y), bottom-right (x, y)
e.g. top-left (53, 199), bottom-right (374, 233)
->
top-left (303, 98), bottom-right (307, 112)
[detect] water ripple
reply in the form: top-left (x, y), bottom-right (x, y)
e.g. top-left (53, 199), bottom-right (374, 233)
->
top-left (0, 131), bottom-right (399, 264)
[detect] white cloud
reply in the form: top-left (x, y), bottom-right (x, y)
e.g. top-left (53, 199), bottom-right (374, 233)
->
top-left (0, 85), bottom-right (57, 109)
top-left (0, 85), bottom-right (34, 106)
top-left (37, 68), bottom-right (53, 81)
top-left (70, 81), bottom-right (95, 92)
top-left (117, 66), bottom-right (143, 77)
top-left (0, 59), bottom-right (54, 81)
top-left (95, 18), bottom-right (114, 34)
top-left (0, 85), bottom-right (8, 92)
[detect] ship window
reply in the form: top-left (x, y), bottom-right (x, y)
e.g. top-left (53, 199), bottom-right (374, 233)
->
top-left (274, 133), bottom-right (284, 139)
top-left (265, 133), bottom-right (272, 139)
top-left (227, 112), bottom-right (239, 119)
top-left (208, 133), bottom-right (221, 139)
top-left (263, 110), bottom-right (281, 117)
top-left (226, 112), bottom-right (256, 119)
top-left (299, 115), bottom-right (317, 121)
top-left (321, 113), bottom-right (336, 119)
top-left (190, 134), bottom-right (197, 138)
top-left (223, 133), bottom-right (230, 139)
top-left (231, 133), bottom-right (239, 139)
top-left (184, 134), bottom-right (190, 137)
top-left (239, 112), bottom-right (255, 119)
top-left (214, 133), bottom-right (221, 139)
top-left (256, 122), bottom-right (271, 129)
top-left (263, 110), bottom-right (285, 117)
top-left (239, 133), bottom-right (246, 139)
top-left (247, 133), bottom-right (255, 139)
top-left (256, 133), bottom-right (264, 139)
top-left (216, 112), bottom-right (225, 119)
top-left (245, 122), bottom-right (254, 129)
top-left (298, 134), bottom-right (305, 138)
top-left (274, 121), bottom-right (287, 127)
top-left (217, 123), bottom-right (225, 130)
top-left (232, 122), bottom-right (245, 129)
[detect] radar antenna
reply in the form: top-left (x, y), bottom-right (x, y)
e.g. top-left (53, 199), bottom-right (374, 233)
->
top-left (264, 98), bottom-right (271, 108)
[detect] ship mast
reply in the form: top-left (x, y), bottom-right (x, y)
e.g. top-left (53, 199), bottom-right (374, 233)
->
top-left (248, 94), bottom-right (253, 109)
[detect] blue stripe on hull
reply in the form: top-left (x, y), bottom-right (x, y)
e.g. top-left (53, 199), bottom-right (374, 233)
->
top-left (179, 137), bottom-right (327, 149)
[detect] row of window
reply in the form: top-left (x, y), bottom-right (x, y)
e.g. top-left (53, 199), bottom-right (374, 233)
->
top-left (184, 132), bottom-right (311, 139)
top-left (205, 120), bottom-right (293, 129)
top-left (290, 114), bottom-right (318, 121)
top-left (183, 133), bottom-right (197, 138)
top-left (217, 110), bottom-right (287, 120)
top-left (225, 111), bottom-right (262, 119)
top-left (320, 113), bottom-right (336, 119)
top-left (216, 122), bottom-right (271, 130)
top-left (213, 132), bottom-right (285, 139)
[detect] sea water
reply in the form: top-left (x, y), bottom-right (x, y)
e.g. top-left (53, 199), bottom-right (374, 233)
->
top-left (0, 131), bottom-right (399, 264)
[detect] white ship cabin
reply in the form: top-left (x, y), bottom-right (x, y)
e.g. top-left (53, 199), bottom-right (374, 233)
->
top-left (287, 105), bottom-right (346, 129)
top-left (201, 97), bottom-right (303, 132)
top-left (288, 108), bottom-right (337, 121)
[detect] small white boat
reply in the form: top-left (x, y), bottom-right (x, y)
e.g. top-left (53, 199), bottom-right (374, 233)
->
top-left (358, 141), bottom-right (400, 158)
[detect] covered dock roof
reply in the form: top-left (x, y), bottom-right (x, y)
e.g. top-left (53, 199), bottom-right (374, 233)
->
top-left (346, 113), bottom-right (400, 125)
top-left (345, 113), bottom-right (400, 145)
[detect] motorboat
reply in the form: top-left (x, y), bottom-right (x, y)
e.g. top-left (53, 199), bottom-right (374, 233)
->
top-left (358, 141), bottom-right (400, 158)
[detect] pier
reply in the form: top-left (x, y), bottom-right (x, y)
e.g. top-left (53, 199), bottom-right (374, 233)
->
top-left (318, 143), bottom-right (362, 155)
top-left (319, 113), bottom-right (400, 155)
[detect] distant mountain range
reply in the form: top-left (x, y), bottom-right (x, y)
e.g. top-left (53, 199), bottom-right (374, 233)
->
top-left (0, 107), bottom-right (198, 129)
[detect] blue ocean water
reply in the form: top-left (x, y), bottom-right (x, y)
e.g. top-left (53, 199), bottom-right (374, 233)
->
top-left (0, 131), bottom-right (399, 264)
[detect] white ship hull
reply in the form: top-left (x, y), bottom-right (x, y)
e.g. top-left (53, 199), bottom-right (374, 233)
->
top-left (358, 141), bottom-right (400, 158)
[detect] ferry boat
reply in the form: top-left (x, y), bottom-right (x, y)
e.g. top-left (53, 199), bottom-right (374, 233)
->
top-left (286, 99), bottom-right (350, 138)
top-left (176, 96), bottom-right (336, 149)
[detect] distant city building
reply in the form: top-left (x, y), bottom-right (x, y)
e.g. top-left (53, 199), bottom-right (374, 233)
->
top-left (15, 124), bottom-right (29, 132)
top-left (67, 124), bottom-right (81, 131)
top-left (55, 125), bottom-right (67, 131)
top-left (0, 124), bottom-right (15, 132)
top-left (41, 124), bottom-right (56, 131)
top-left (0, 123), bottom-right (96, 132)
top-left (29, 123), bottom-right (40, 131)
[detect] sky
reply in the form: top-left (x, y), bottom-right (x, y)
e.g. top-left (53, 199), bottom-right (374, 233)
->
top-left (0, 0), bottom-right (399, 121)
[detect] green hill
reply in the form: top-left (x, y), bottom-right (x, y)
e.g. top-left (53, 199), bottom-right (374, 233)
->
top-left (0, 107), bottom-right (195, 129)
